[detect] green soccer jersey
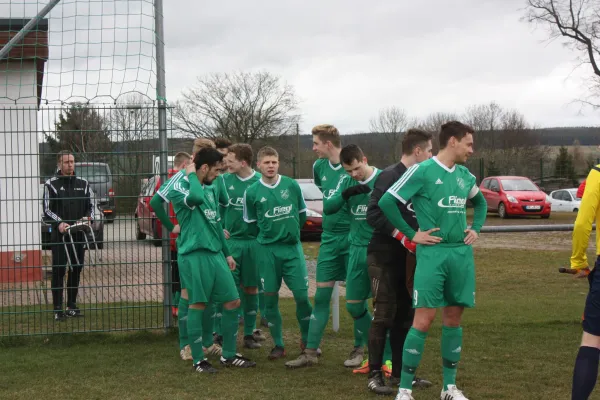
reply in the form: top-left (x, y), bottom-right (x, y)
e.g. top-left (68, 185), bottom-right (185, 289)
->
top-left (156, 170), bottom-right (184, 201)
top-left (170, 175), bottom-right (224, 255)
top-left (243, 175), bottom-right (307, 245)
top-left (325, 167), bottom-right (381, 246)
top-left (223, 170), bottom-right (262, 240)
top-left (313, 158), bottom-right (351, 234)
top-left (387, 157), bottom-right (479, 244)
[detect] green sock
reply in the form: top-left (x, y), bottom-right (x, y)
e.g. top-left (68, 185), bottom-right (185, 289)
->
top-left (237, 286), bottom-right (246, 319)
top-left (258, 290), bottom-right (266, 318)
top-left (400, 327), bottom-right (428, 390)
top-left (306, 286), bottom-right (333, 349)
top-left (265, 295), bottom-right (284, 348)
top-left (383, 330), bottom-right (392, 363)
top-left (346, 301), bottom-right (371, 347)
top-left (202, 303), bottom-right (215, 348)
top-left (178, 297), bottom-right (189, 349)
top-left (243, 293), bottom-right (258, 336)
top-left (212, 303), bottom-right (223, 336)
top-left (292, 289), bottom-right (313, 344)
top-left (222, 307), bottom-right (240, 359)
top-left (187, 308), bottom-right (205, 364)
top-left (441, 326), bottom-right (463, 391)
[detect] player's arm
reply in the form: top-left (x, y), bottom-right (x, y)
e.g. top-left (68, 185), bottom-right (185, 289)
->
top-left (242, 188), bottom-right (258, 225)
top-left (367, 169), bottom-right (398, 235)
top-left (293, 180), bottom-right (308, 227)
top-left (571, 168), bottom-right (600, 269)
top-left (83, 179), bottom-right (94, 221)
top-left (313, 161), bottom-right (322, 192)
top-left (185, 172), bottom-right (208, 207)
top-left (323, 176), bottom-right (349, 215)
top-left (468, 187), bottom-right (487, 234)
top-left (378, 165), bottom-right (425, 241)
top-left (217, 217), bottom-right (231, 257)
top-left (149, 193), bottom-right (175, 232)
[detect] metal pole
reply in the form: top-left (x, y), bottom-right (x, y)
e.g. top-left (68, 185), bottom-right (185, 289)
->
top-left (0, 0), bottom-right (61, 61)
top-left (296, 123), bottom-right (300, 178)
top-left (478, 223), bottom-right (595, 233)
top-left (331, 282), bottom-right (339, 332)
top-left (154, 0), bottom-right (171, 332)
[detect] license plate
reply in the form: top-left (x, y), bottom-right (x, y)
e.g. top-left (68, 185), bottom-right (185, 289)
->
top-left (526, 205), bottom-right (541, 210)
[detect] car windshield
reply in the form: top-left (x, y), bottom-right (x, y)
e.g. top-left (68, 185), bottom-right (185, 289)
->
top-left (77, 165), bottom-right (110, 183)
top-left (500, 179), bottom-right (538, 191)
top-left (569, 189), bottom-right (579, 199)
top-left (299, 182), bottom-right (323, 200)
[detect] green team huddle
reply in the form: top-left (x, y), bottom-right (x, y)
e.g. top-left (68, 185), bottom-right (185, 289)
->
top-left (150, 122), bottom-right (487, 400)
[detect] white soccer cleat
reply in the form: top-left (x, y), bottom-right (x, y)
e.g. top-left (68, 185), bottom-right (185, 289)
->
top-left (440, 385), bottom-right (469, 400)
top-left (203, 343), bottom-right (223, 357)
top-left (179, 345), bottom-right (192, 361)
top-left (395, 388), bottom-right (414, 400)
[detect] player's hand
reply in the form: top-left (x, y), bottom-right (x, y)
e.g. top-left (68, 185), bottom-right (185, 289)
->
top-left (223, 229), bottom-right (230, 239)
top-left (342, 184), bottom-right (371, 200)
top-left (58, 222), bottom-right (69, 234)
top-left (226, 256), bottom-right (236, 271)
top-left (172, 224), bottom-right (180, 234)
top-left (392, 229), bottom-right (416, 253)
top-left (411, 228), bottom-right (442, 245)
top-left (575, 268), bottom-right (591, 279)
top-left (463, 229), bottom-right (479, 245)
top-left (185, 163), bottom-right (196, 176)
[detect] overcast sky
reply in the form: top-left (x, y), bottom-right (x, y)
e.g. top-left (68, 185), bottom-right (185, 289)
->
top-left (162, 0), bottom-right (600, 133)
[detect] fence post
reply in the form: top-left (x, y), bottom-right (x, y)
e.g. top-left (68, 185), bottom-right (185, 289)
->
top-left (155, 0), bottom-right (172, 332)
top-left (540, 158), bottom-right (544, 188)
top-left (292, 156), bottom-right (297, 178)
top-left (332, 282), bottom-right (339, 332)
top-left (479, 158), bottom-right (484, 184)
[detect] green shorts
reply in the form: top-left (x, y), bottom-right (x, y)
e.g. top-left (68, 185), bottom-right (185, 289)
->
top-left (316, 232), bottom-right (349, 283)
top-left (228, 239), bottom-right (260, 288)
top-left (413, 244), bottom-right (475, 309)
top-left (178, 250), bottom-right (240, 305)
top-left (346, 245), bottom-right (372, 301)
top-left (257, 242), bottom-right (309, 293)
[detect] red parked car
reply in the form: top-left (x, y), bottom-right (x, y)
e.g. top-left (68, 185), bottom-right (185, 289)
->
top-left (135, 174), bottom-right (177, 248)
top-left (296, 178), bottom-right (323, 240)
top-left (479, 175), bottom-right (551, 219)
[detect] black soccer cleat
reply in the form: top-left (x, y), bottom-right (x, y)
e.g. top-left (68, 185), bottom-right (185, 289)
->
top-left (220, 353), bottom-right (256, 368)
top-left (54, 311), bottom-right (66, 322)
top-left (243, 335), bottom-right (262, 349)
top-left (367, 370), bottom-right (395, 396)
top-left (213, 333), bottom-right (223, 347)
top-left (65, 307), bottom-right (83, 318)
top-left (268, 345), bottom-right (286, 360)
top-left (192, 359), bottom-right (218, 374)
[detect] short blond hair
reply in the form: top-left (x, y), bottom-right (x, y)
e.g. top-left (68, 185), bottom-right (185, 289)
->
top-left (173, 152), bottom-right (191, 168)
top-left (257, 146), bottom-right (279, 161)
top-left (192, 138), bottom-right (215, 155)
top-left (312, 124), bottom-right (341, 148)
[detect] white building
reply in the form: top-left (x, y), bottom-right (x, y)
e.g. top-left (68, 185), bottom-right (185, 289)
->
top-left (0, 18), bottom-right (48, 282)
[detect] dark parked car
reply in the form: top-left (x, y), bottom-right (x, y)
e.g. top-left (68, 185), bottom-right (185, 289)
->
top-left (296, 179), bottom-right (323, 240)
top-left (40, 184), bottom-right (105, 250)
top-left (75, 162), bottom-right (116, 222)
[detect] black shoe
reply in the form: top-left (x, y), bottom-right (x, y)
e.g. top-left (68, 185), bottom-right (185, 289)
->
top-left (412, 376), bottom-right (432, 388)
top-left (65, 307), bottom-right (83, 318)
top-left (192, 359), bottom-right (218, 373)
top-left (260, 316), bottom-right (269, 328)
top-left (268, 345), bottom-right (286, 360)
top-left (54, 311), bottom-right (66, 322)
top-left (220, 353), bottom-right (256, 368)
top-left (213, 333), bottom-right (223, 347)
top-left (367, 370), bottom-right (395, 396)
top-left (243, 335), bottom-right (262, 349)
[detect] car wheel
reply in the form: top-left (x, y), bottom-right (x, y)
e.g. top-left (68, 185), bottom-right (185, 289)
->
top-left (498, 203), bottom-right (508, 219)
top-left (573, 208), bottom-right (579, 212)
top-left (135, 215), bottom-right (146, 240)
top-left (152, 220), bottom-right (162, 247)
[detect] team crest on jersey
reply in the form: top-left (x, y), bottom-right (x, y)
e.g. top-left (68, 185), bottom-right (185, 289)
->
top-left (280, 189), bottom-right (290, 200)
top-left (456, 177), bottom-right (465, 190)
top-left (206, 192), bottom-right (215, 204)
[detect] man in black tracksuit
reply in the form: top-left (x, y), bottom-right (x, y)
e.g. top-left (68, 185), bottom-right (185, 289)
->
top-left (43, 151), bottom-right (94, 321)
top-left (364, 129), bottom-right (434, 394)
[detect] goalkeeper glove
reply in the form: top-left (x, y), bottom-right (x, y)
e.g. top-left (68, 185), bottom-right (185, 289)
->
top-left (392, 229), bottom-right (416, 254)
top-left (341, 184), bottom-right (371, 200)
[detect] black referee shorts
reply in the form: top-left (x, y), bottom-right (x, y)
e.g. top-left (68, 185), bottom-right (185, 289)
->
top-left (583, 257), bottom-right (600, 336)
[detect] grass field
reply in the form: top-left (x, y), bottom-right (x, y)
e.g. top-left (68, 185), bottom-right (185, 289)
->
top-left (0, 237), bottom-right (598, 399)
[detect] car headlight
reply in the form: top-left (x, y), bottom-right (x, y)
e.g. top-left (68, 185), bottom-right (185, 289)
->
top-left (305, 209), bottom-right (322, 218)
top-left (506, 195), bottom-right (518, 203)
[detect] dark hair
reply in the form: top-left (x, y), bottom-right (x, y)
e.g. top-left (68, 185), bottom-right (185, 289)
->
top-left (257, 146), bottom-right (279, 160)
top-left (340, 144), bottom-right (365, 165)
top-left (56, 150), bottom-right (73, 163)
top-left (312, 124), bottom-right (341, 148)
top-left (438, 121), bottom-right (474, 149)
top-left (401, 129), bottom-right (433, 155)
top-left (193, 147), bottom-right (223, 170)
top-left (214, 137), bottom-right (232, 150)
top-left (228, 143), bottom-right (253, 165)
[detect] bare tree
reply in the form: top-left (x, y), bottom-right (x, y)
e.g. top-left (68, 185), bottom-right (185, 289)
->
top-left (525, 0), bottom-right (600, 107)
top-left (369, 106), bottom-right (412, 159)
top-left (415, 112), bottom-right (459, 152)
top-left (173, 71), bottom-right (300, 143)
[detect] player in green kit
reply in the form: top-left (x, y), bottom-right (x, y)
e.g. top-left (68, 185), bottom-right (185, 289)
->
top-left (379, 121), bottom-right (487, 400)
top-left (286, 124), bottom-right (352, 368)
top-left (322, 144), bottom-right (381, 366)
top-left (242, 146), bottom-right (313, 361)
top-left (171, 147), bottom-right (256, 373)
top-left (222, 143), bottom-right (267, 348)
